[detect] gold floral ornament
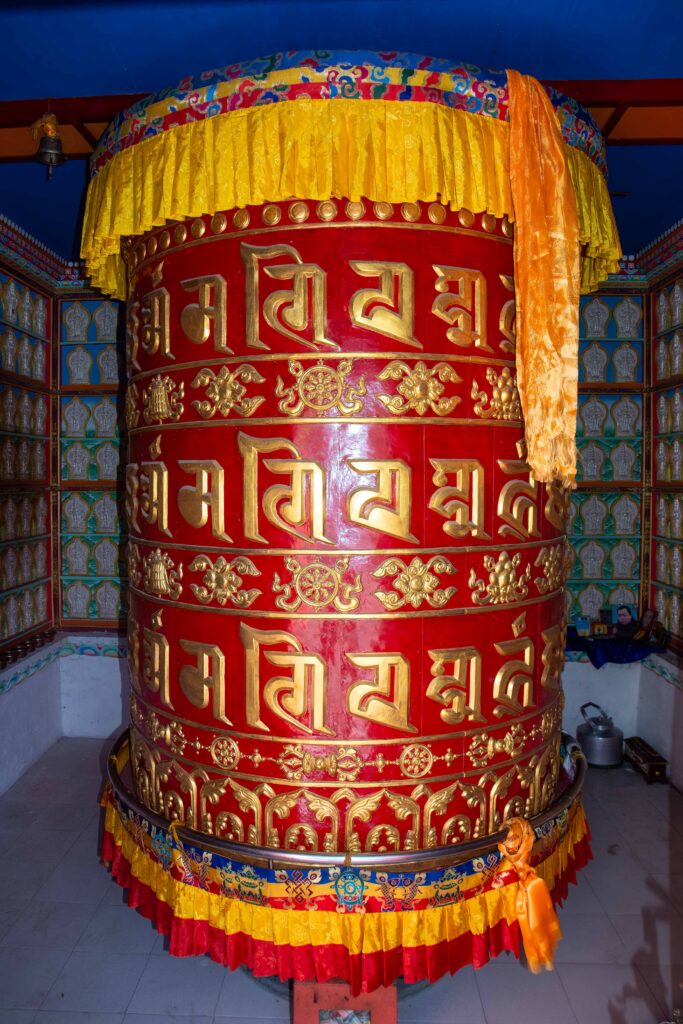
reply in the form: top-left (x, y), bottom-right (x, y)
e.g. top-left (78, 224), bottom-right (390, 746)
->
top-left (147, 711), bottom-right (188, 757)
top-left (275, 359), bottom-right (366, 416)
top-left (468, 550), bottom-right (530, 605)
top-left (124, 382), bottom-right (140, 430)
top-left (276, 745), bottom-right (364, 782)
top-left (471, 366), bottom-right (521, 420)
top-left (142, 375), bottom-right (184, 424)
top-left (378, 360), bottom-right (461, 416)
top-left (373, 556), bottom-right (457, 610)
top-left (399, 743), bottom-right (434, 778)
top-left (143, 548), bottom-right (183, 599)
top-left (189, 554), bottom-right (261, 607)
top-left (191, 365), bottom-right (265, 418)
top-left (209, 737), bottom-right (241, 770)
top-left (273, 556), bottom-right (362, 611)
top-left (534, 543), bottom-right (567, 594)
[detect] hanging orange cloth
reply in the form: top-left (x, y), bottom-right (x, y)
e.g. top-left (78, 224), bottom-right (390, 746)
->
top-left (499, 817), bottom-right (562, 972)
top-left (507, 70), bottom-right (580, 488)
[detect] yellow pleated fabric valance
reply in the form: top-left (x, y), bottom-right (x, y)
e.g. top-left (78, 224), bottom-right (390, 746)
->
top-left (82, 97), bottom-right (619, 304)
top-left (81, 54), bottom-right (621, 484)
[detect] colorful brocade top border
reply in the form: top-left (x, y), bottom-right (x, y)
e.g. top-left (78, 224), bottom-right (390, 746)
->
top-left (90, 50), bottom-right (606, 178)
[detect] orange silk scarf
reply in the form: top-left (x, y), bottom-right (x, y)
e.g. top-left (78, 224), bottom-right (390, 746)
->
top-left (507, 70), bottom-right (581, 488)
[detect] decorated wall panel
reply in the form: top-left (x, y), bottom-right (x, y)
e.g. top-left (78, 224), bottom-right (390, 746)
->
top-left (0, 266), bottom-right (53, 648)
top-left (651, 274), bottom-right (683, 642)
top-left (58, 298), bottom-right (125, 626)
top-left (569, 293), bottom-right (644, 624)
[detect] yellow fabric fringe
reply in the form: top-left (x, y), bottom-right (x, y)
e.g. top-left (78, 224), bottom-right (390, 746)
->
top-left (81, 98), bottom-right (620, 303)
top-left (103, 795), bottom-right (589, 956)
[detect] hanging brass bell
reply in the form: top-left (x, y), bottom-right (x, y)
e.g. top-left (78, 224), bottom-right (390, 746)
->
top-left (31, 114), bottom-right (67, 181)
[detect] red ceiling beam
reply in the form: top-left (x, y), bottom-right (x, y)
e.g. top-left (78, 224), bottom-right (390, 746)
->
top-left (0, 94), bottom-right (147, 129)
top-left (542, 78), bottom-right (683, 106)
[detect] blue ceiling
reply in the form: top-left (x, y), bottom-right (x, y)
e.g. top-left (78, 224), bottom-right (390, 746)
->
top-left (1, 0), bottom-right (681, 261)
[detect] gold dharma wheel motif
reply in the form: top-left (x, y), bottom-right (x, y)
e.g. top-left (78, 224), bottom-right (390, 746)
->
top-left (298, 363), bottom-right (345, 411)
top-left (295, 562), bottom-right (340, 608)
top-left (399, 743), bottom-right (434, 778)
top-left (210, 736), bottom-right (241, 769)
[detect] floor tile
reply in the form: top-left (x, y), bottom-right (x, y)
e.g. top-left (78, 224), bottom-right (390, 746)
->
top-left (35, 858), bottom-right (112, 905)
top-left (0, 901), bottom-right (30, 944)
top-left (124, 1017), bottom-right (213, 1023)
top-left (98, 876), bottom-right (129, 906)
top-left (42, 951), bottom-right (148, 1014)
top-left (0, 855), bottom-right (66, 902)
top-left (33, 1013), bottom-right (124, 1024)
top-left (475, 960), bottom-right (578, 1024)
top-left (127, 955), bottom-right (225, 1017)
top-left (557, 962), bottom-right (665, 1024)
top-left (0, 948), bottom-right (69, 1010)
top-left (214, 967), bottom-right (291, 1019)
top-left (0, 1011), bottom-right (38, 1023)
top-left (1, 901), bottom-right (95, 951)
top-left (630, 838), bottom-right (683, 875)
top-left (75, 904), bottom-right (158, 955)
top-left (555, 913), bottom-right (630, 964)
top-left (7, 828), bottom-right (82, 861)
top-left (399, 966), bottom-right (485, 1022)
top-left (637, 962), bottom-right (683, 1017)
top-left (609, 911), bottom-right (683, 965)
top-left (557, 877), bottom-right (605, 915)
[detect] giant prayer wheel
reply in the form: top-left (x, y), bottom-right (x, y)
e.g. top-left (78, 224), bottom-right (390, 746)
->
top-left (88, 52), bottom-right (620, 988)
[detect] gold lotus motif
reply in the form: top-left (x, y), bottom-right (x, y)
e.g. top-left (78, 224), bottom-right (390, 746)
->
top-left (373, 555), bottom-right (457, 610)
top-left (378, 360), bottom-right (461, 416)
top-left (189, 554), bottom-right (261, 607)
top-left (468, 550), bottom-right (530, 605)
top-left (534, 543), bottom-right (567, 594)
top-left (191, 364), bottom-right (265, 418)
top-left (471, 366), bottom-right (521, 420)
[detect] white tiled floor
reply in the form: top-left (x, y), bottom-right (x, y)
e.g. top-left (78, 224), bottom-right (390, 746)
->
top-left (0, 737), bottom-right (682, 1023)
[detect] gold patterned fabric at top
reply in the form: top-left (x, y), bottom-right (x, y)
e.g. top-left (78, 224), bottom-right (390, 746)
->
top-left (81, 56), bottom-right (621, 485)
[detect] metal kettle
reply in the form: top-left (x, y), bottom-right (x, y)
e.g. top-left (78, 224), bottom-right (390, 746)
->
top-left (576, 702), bottom-right (623, 766)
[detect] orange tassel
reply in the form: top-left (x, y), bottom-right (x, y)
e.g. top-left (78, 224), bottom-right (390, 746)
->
top-left (498, 817), bottom-right (562, 972)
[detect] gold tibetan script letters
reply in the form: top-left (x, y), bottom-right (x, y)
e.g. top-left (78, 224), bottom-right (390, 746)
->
top-left (429, 459), bottom-right (489, 539)
top-left (497, 443), bottom-right (540, 541)
top-left (179, 639), bottom-right (230, 724)
top-left (241, 243), bottom-right (337, 351)
top-left (432, 266), bottom-right (489, 350)
top-left (133, 623), bottom-right (541, 733)
top-left (349, 261), bottom-right (420, 349)
top-left (240, 624), bottom-right (332, 735)
top-left (140, 461), bottom-right (170, 535)
top-left (177, 460), bottom-right (231, 542)
top-left (239, 433), bottom-right (331, 544)
top-left (346, 459), bottom-right (416, 542)
top-left (427, 646), bottom-right (483, 724)
top-left (140, 287), bottom-right (172, 361)
top-left (346, 652), bottom-right (416, 732)
top-left (180, 275), bottom-right (231, 353)
top-left (142, 618), bottom-right (172, 709)
top-left (493, 615), bottom-right (535, 717)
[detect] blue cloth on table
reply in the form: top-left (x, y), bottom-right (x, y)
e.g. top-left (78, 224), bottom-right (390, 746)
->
top-left (566, 630), bottom-right (666, 669)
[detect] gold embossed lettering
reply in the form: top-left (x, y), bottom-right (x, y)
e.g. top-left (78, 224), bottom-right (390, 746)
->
top-left (241, 243), bottom-right (337, 351)
top-left (493, 614), bottom-right (535, 717)
top-left (497, 441), bottom-right (540, 540)
top-left (426, 646), bottom-right (483, 724)
top-left (240, 623), bottom-right (333, 735)
top-left (177, 460), bottom-right (231, 542)
top-left (346, 652), bottom-right (416, 732)
top-left (179, 639), bottom-right (230, 724)
top-left (142, 617), bottom-right (172, 709)
top-left (140, 287), bottom-right (172, 360)
top-left (428, 458), bottom-right (489, 538)
top-left (349, 261), bottom-right (421, 349)
top-left (180, 275), bottom-right (231, 353)
top-left (239, 432), bottom-right (331, 544)
top-left (140, 461), bottom-right (170, 536)
top-left (346, 459), bottom-right (416, 542)
top-left (125, 463), bottom-right (139, 533)
top-left (432, 266), bottom-right (489, 350)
